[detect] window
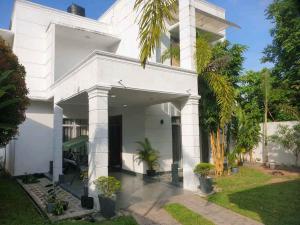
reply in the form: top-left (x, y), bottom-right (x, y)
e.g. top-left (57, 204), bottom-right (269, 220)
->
top-left (63, 119), bottom-right (88, 142)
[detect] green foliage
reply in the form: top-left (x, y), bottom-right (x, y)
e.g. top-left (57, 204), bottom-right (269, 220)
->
top-left (94, 176), bottom-right (121, 198)
top-left (226, 150), bottom-right (238, 168)
top-left (135, 138), bottom-right (160, 170)
top-left (161, 44), bottom-right (180, 63)
top-left (270, 124), bottom-right (300, 166)
top-left (195, 37), bottom-right (238, 129)
top-left (238, 68), bottom-right (292, 122)
top-left (262, 0), bottom-right (300, 114)
top-left (164, 203), bottom-right (215, 225)
top-left (0, 38), bottom-right (29, 146)
top-left (193, 163), bottom-right (214, 177)
top-left (234, 107), bottom-right (261, 157)
top-left (52, 201), bottom-right (64, 216)
top-left (134, 0), bottom-right (177, 67)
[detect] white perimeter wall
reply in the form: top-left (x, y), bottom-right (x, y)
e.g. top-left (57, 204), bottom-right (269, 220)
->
top-left (253, 121), bottom-right (299, 166)
top-left (12, 101), bottom-right (53, 176)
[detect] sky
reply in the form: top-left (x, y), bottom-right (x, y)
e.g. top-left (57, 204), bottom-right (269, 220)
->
top-left (0, 0), bottom-right (274, 71)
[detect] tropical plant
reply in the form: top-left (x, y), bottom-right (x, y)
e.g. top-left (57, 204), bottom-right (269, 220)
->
top-left (270, 124), bottom-right (300, 166)
top-left (262, 0), bottom-right (300, 113)
top-left (52, 201), bottom-right (64, 215)
top-left (134, 0), bottom-right (177, 67)
top-left (226, 149), bottom-right (237, 166)
top-left (234, 107), bottom-right (261, 163)
top-left (94, 176), bottom-right (121, 198)
top-left (193, 163), bottom-right (214, 177)
top-left (0, 37), bottom-right (29, 146)
top-left (135, 138), bottom-right (160, 171)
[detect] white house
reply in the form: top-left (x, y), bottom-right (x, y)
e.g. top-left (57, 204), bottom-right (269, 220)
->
top-left (0, 0), bottom-right (238, 201)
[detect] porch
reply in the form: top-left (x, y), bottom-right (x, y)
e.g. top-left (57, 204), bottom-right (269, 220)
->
top-left (51, 50), bottom-right (201, 209)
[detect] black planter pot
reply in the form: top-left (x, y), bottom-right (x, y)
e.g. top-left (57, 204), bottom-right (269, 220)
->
top-left (231, 167), bottom-right (239, 174)
top-left (146, 169), bottom-right (156, 177)
top-left (81, 196), bottom-right (94, 209)
top-left (98, 195), bottom-right (116, 219)
top-left (198, 176), bottom-right (213, 194)
top-left (61, 201), bottom-right (69, 211)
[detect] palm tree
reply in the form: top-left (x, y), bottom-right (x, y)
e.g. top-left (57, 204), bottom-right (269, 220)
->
top-left (134, 1), bottom-right (236, 175)
top-left (261, 70), bottom-right (271, 163)
top-left (134, 0), bottom-right (177, 67)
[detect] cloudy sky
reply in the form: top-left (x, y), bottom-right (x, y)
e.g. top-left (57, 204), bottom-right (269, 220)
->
top-left (0, 0), bottom-right (274, 71)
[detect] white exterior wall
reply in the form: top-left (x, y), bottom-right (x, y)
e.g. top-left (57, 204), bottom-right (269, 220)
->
top-left (12, 101), bottom-right (53, 176)
top-left (145, 105), bottom-right (173, 172)
top-left (253, 121), bottom-right (299, 166)
top-left (98, 0), bottom-right (142, 61)
top-left (110, 107), bottom-right (146, 174)
top-left (11, 0), bottom-right (112, 99)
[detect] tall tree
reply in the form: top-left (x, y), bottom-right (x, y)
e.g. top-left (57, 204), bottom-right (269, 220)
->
top-left (0, 37), bottom-right (29, 146)
top-left (262, 0), bottom-right (300, 112)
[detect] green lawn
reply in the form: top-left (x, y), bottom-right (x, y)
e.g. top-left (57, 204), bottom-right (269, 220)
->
top-left (0, 176), bottom-right (137, 225)
top-left (208, 166), bottom-right (300, 225)
top-left (164, 203), bottom-right (215, 225)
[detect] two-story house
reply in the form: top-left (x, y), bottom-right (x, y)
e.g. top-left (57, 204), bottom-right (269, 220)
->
top-left (0, 0), bottom-right (238, 202)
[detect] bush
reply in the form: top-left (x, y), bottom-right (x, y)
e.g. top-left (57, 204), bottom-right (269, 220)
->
top-left (194, 163), bottom-right (214, 177)
top-left (94, 176), bottom-right (121, 198)
top-left (0, 37), bottom-right (29, 146)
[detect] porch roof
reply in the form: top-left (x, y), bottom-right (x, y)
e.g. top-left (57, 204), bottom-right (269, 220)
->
top-left (51, 50), bottom-right (198, 104)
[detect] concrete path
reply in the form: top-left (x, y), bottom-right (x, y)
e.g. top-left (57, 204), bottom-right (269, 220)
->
top-left (128, 192), bottom-right (263, 225)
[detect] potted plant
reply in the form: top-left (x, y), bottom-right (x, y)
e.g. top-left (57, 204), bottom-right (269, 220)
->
top-left (194, 163), bottom-right (214, 194)
top-left (45, 186), bottom-right (56, 213)
top-left (231, 162), bottom-right (239, 174)
top-left (52, 200), bottom-right (64, 216)
top-left (94, 176), bottom-right (121, 218)
top-left (80, 170), bottom-right (94, 209)
top-left (227, 150), bottom-right (239, 174)
top-left (135, 138), bottom-right (160, 176)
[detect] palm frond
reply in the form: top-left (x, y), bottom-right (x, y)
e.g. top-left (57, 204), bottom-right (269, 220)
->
top-left (134, 0), bottom-right (177, 67)
top-left (279, 103), bottom-right (300, 121)
top-left (161, 45), bottom-right (180, 63)
top-left (205, 72), bottom-right (236, 127)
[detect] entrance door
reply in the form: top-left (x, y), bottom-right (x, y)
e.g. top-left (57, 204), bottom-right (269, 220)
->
top-left (109, 115), bottom-right (122, 169)
top-left (172, 116), bottom-right (182, 167)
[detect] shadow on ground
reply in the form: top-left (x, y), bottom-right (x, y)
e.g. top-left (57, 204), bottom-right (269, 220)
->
top-left (228, 179), bottom-right (300, 225)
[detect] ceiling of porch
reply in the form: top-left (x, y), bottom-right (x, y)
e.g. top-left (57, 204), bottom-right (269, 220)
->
top-left (61, 88), bottom-right (187, 109)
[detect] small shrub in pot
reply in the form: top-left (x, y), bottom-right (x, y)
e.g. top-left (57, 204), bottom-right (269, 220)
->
top-left (135, 138), bottom-right (160, 176)
top-left (194, 163), bottom-right (214, 194)
top-left (94, 176), bottom-right (121, 218)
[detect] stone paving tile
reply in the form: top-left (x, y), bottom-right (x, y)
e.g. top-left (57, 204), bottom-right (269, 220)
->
top-left (128, 192), bottom-right (263, 225)
top-left (18, 178), bottom-right (96, 221)
top-left (169, 194), bottom-right (263, 225)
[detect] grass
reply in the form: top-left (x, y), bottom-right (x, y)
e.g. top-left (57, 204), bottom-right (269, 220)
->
top-left (0, 175), bottom-right (138, 225)
top-left (164, 203), bottom-right (215, 225)
top-left (208, 166), bottom-right (300, 225)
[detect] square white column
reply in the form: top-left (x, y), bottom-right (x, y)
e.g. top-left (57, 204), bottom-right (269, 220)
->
top-left (179, 0), bottom-right (196, 71)
top-left (87, 87), bottom-right (110, 208)
top-left (53, 103), bottom-right (63, 182)
top-left (181, 96), bottom-right (201, 191)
